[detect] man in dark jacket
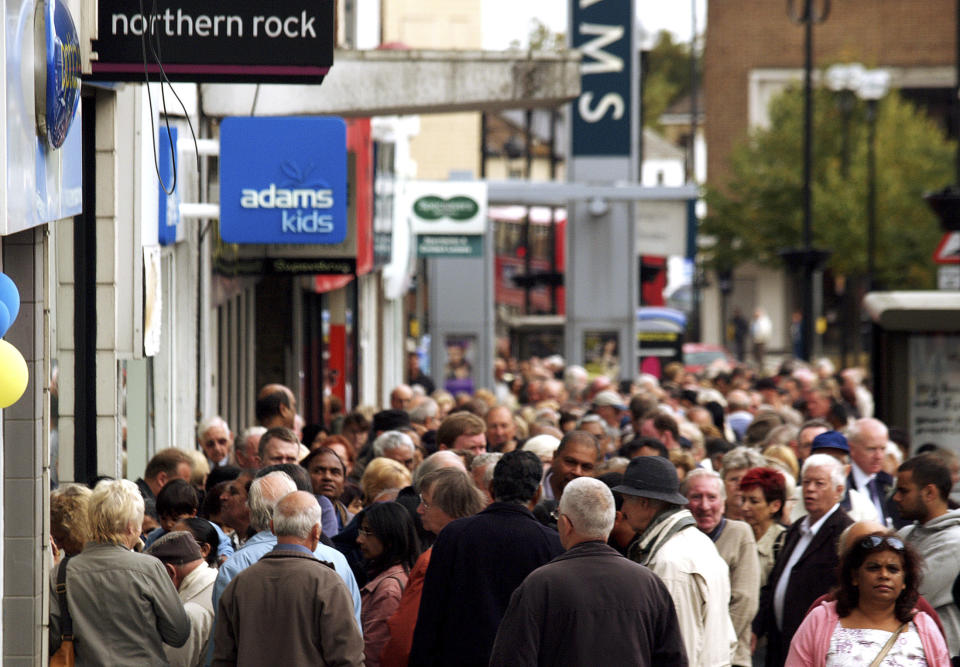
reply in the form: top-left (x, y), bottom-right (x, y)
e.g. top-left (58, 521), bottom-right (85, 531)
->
top-left (409, 450), bottom-right (563, 667)
top-left (753, 453), bottom-right (852, 666)
top-left (490, 477), bottom-right (686, 666)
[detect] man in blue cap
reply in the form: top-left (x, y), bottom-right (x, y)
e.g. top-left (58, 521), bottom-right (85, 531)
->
top-left (616, 455), bottom-right (736, 666)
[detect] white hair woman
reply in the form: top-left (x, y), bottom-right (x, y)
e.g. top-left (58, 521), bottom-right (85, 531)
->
top-left (49, 479), bottom-right (190, 664)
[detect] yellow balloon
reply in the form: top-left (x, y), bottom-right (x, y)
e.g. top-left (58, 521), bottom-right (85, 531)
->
top-left (0, 340), bottom-right (28, 408)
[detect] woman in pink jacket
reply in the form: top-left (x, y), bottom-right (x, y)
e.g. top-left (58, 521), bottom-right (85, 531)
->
top-left (787, 532), bottom-right (949, 666)
top-left (357, 502), bottom-right (422, 667)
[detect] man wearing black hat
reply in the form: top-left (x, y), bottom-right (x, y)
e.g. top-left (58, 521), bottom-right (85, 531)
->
top-left (147, 531), bottom-right (218, 667)
top-left (616, 455), bottom-right (736, 666)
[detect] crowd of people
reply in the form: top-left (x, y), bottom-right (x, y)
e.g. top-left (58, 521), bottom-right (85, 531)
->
top-left (46, 355), bottom-right (960, 666)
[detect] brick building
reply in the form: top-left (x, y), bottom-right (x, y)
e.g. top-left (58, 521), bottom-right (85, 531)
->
top-left (698, 0), bottom-right (956, 356)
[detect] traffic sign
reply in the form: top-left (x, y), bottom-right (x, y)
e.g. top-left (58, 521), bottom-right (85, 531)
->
top-left (933, 232), bottom-right (960, 264)
top-left (939, 265), bottom-right (960, 290)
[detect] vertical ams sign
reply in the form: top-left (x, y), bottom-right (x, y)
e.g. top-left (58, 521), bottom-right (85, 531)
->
top-left (570, 0), bottom-right (632, 157)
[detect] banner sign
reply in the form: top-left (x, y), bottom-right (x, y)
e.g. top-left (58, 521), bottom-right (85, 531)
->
top-left (570, 0), bottom-right (632, 157)
top-left (88, 0), bottom-right (334, 83)
top-left (407, 181), bottom-right (487, 235)
top-left (219, 116), bottom-right (347, 245)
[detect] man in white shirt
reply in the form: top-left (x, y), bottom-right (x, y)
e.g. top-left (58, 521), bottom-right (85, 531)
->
top-left (753, 453), bottom-right (852, 666)
top-left (847, 418), bottom-right (894, 525)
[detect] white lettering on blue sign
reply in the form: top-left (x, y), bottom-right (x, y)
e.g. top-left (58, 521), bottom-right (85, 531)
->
top-left (281, 210), bottom-right (334, 233)
top-left (240, 184), bottom-right (334, 209)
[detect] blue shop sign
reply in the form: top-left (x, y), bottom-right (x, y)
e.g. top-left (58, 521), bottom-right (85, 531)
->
top-left (157, 127), bottom-right (182, 245)
top-left (37, 0), bottom-right (82, 149)
top-left (220, 117), bottom-right (347, 244)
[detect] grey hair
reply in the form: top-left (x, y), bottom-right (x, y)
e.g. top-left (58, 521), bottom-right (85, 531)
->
top-left (682, 468), bottom-right (726, 500)
top-left (557, 477), bottom-right (615, 540)
top-left (720, 446), bottom-right (767, 479)
top-left (413, 450), bottom-right (466, 490)
top-left (847, 417), bottom-right (888, 446)
top-left (372, 430), bottom-right (415, 458)
top-left (272, 492), bottom-right (323, 539)
top-left (197, 415), bottom-right (229, 442)
top-left (764, 424), bottom-right (798, 449)
top-left (248, 471), bottom-right (297, 532)
top-left (409, 398), bottom-right (439, 424)
top-left (471, 452), bottom-right (503, 488)
top-left (801, 453), bottom-right (847, 488)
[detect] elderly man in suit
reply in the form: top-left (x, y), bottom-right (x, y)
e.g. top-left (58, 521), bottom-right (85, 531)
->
top-left (847, 418), bottom-right (895, 525)
top-left (753, 453), bottom-right (852, 666)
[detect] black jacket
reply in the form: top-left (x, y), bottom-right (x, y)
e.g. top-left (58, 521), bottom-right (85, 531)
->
top-left (753, 506), bottom-right (852, 667)
top-left (490, 541), bottom-right (687, 667)
top-left (409, 502), bottom-right (562, 667)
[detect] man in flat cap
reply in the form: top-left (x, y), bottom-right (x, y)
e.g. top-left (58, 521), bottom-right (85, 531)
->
top-left (616, 455), bottom-right (735, 666)
top-left (147, 530), bottom-right (218, 667)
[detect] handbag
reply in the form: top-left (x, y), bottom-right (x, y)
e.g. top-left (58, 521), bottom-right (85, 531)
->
top-left (867, 621), bottom-right (908, 667)
top-left (49, 556), bottom-right (75, 667)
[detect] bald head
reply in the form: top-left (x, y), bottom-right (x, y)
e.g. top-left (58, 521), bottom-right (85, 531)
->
top-left (848, 418), bottom-right (888, 475)
top-left (273, 491), bottom-right (323, 547)
top-left (413, 450), bottom-right (468, 490)
top-left (256, 383), bottom-right (296, 429)
top-left (838, 520), bottom-right (887, 557)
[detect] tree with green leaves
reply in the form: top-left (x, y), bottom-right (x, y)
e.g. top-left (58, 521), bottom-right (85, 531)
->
top-left (702, 85), bottom-right (955, 289)
top-left (643, 30), bottom-right (700, 131)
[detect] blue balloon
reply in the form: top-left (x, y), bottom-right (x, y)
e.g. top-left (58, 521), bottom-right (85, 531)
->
top-left (0, 273), bottom-right (20, 329)
top-left (0, 301), bottom-right (8, 338)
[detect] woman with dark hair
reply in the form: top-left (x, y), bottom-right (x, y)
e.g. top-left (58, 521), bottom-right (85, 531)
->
top-left (786, 532), bottom-right (948, 665)
top-left (357, 502), bottom-right (421, 667)
top-left (172, 517), bottom-right (221, 568)
top-left (739, 467), bottom-right (787, 586)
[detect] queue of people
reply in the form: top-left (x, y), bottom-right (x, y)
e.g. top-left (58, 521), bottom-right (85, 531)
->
top-left (45, 354), bottom-right (960, 666)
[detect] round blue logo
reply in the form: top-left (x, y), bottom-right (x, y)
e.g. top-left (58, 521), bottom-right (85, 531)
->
top-left (42, 0), bottom-right (81, 148)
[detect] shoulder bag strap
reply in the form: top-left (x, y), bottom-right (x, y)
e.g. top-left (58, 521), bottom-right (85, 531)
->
top-left (867, 621), bottom-right (908, 667)
top-left (55, 556), bottom-right (74, 642)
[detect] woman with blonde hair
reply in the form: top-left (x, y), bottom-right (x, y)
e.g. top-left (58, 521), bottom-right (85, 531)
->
top-left (361, 457), bottom-right (413, 506)
top-left (50, 484), bottom-right (92, 561)
top-left (49, 479), bottom-right (190, 664)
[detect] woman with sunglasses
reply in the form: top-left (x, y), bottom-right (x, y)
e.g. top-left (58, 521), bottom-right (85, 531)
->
top-left (356, 502), bottom-right (422, 667)
top-left (786, 532), bottom-right (949, 666)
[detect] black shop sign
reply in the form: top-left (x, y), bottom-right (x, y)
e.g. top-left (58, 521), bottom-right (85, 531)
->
top-left (88, 0), bottom-right (334, 83)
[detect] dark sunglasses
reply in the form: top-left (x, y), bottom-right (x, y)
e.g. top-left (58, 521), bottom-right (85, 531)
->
top-left (859, 535), bottom-right (905, 552)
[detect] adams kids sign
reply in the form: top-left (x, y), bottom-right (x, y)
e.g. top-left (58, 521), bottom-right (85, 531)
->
top-left (219, 117), bottom-right (347, 244)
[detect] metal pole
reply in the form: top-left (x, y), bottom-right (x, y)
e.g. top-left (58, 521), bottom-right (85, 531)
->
top-left (799, 3), bottom-right (815, 361)
top-left (689, 0), bottom-right (698, 184)
top-left (867, 100), bottom-right (878, 292)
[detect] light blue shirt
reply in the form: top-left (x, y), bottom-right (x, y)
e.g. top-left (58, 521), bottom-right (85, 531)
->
top-left (206, 531), bottom-right (362, 665)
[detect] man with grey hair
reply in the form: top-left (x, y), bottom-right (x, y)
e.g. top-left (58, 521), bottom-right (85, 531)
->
top-left (232, 425), bottom-right (266, 469)
top-left (409, 397), bottom-right (441, 431)
top-left (753, 453), bottom-right (852, 666)
top-left (214, 491), bottom-right (364, 666)
top-left (491, 478), bottom-right (686, 666)
top-left (470, 452), bottom-right (502, 504)
top-left (372, 430), bottom-right (417, 471)
top-left (846, 417), bottom-right (895, 525)
top-left (197, 416), bottom-right (233, 468)
top-left (683, 469), bottom-right (759, 667)
top-left (209, 472), bottom-right (361, 663)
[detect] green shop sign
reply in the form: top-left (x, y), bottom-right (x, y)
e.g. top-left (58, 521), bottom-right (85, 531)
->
top-left (413, 195), bottom-right (479, 221)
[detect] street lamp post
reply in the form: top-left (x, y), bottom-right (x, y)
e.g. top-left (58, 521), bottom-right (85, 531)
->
top-left (859, 70), bottom-right (891, 292)
top-left (825, 64), bottom-right (889, 364)
top-left (785, 0), bottom-right (830, 362)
